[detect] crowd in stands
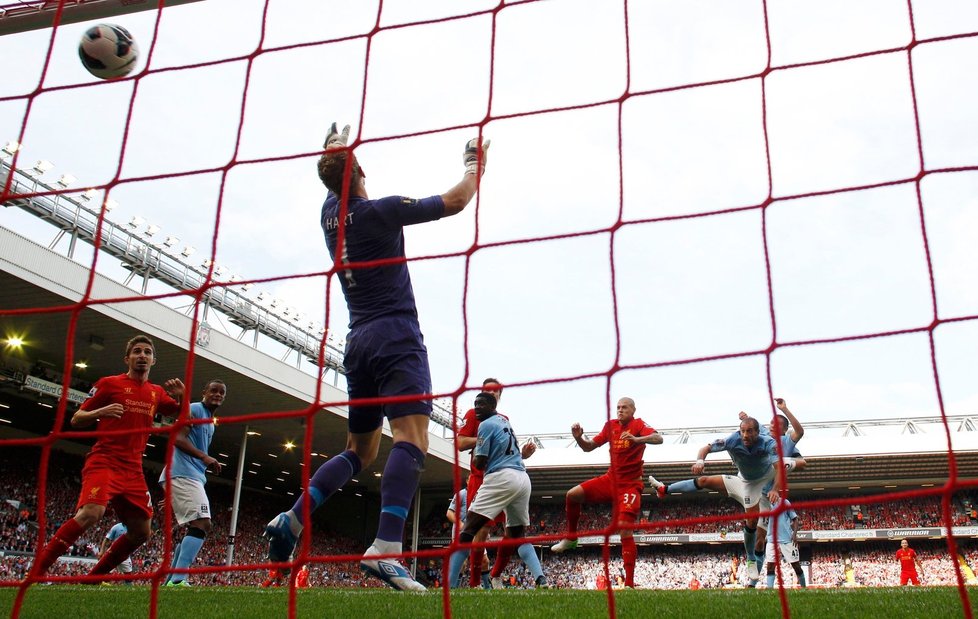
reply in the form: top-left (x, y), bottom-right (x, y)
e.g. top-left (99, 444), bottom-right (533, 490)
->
top-left (3, 447), bottom-right (977, 589)
top-left (418, 490), bottom-right (973, 542)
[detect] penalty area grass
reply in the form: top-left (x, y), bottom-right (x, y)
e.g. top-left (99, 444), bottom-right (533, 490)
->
top-left (1, 585), bottom-right (975, 618)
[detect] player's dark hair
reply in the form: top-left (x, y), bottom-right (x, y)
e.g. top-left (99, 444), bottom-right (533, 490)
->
top-left (204, 379), bottom-right (226, 390)
top-left (775, 414), bottom-right (789, 434)
top-left (741, 416), bottom-right (760, 432)
top-left (482, 377), bottom-right (503, 393)
top-left (475, 392), bottom-right (497, 408)
top-left (125, 334), bottom-right (154, 356)
top-left (318, 149), bottom-right (362, 195)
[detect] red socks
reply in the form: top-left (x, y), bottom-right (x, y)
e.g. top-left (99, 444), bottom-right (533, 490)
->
top-left (31, 518), bottom-right (84, 576)
top-left (90, 534), bottom-right (141, 576)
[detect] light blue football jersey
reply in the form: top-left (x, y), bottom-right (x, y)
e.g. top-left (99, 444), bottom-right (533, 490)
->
top-left (474, 414), bottom-right (525, 476)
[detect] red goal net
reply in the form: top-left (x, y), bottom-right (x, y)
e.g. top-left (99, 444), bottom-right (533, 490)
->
top-left (1, 1), bottom-right (977, 618)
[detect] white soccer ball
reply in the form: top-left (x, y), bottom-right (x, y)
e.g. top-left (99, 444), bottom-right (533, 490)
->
top-left (78, 24), bottom-right (139, 80)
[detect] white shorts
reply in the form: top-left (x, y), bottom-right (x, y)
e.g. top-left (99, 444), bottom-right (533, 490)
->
top-left (164, 477), bottom-right (211, 525)
top-left (722, 468), bottom-right (775, 511)
top-left (117, 558), bottom-right (133, 574)
top-left (764, 540), bottom-right (800, 565)
top-left (467, 468), bottom-right (531, 528)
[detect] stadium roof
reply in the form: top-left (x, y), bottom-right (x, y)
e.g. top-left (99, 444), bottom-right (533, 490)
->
top-left (0, 226), bottom-right (464, 499)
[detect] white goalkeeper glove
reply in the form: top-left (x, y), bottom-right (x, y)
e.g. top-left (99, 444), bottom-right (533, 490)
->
top-left (324, 122), bottom-right (351, 149)
top-left (464, 137), bottom-right (490, 175)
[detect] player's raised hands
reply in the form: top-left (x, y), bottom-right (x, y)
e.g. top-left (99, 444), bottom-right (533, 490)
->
top-left (163, 378), bottom-right (185, 401)
top-left (774, 398), bottom-right (787, 411)
top-left (324, 122), bottom-right (351, 149)
top-left (521, 441), bottom-right (536, 460)
top-left (463, 137), bottom-right (490, 175)
top-left (571, 423), bottom-right (584, 439)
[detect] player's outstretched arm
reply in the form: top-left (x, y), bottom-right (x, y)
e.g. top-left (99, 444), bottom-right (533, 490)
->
top-left (775, 398), bottom-right (803, 442)
top-left (441, 137), bottom-right (490, 216)
top-left (691, 444), bottom-right (712, 474)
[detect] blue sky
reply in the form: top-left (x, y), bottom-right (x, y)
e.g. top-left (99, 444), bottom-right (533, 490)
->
top-left (1, 0), bottom-right (976, 439)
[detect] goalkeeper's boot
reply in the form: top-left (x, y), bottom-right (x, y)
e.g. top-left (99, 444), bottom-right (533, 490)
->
top-left (264, 512), bottom-right (298, 564)
top-left (360, 544), bottom-right (426, 592)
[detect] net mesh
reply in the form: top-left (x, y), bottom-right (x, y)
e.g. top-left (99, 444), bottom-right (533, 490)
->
top-left (1, 1), bottom-right (977, 618)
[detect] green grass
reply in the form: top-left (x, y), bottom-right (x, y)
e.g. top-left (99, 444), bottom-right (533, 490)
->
top-left (1, 586), bottom-right (975, 619)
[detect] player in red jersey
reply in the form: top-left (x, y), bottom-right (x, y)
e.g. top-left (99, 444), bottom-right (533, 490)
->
top-left (896, 538), bottom-right (924, 585)
top-left (29, 335), bottom-right (183, 579)
top-left (550, 397), bottom-right (662, 588)
top-left (455, 378), bottom-right (505, 588)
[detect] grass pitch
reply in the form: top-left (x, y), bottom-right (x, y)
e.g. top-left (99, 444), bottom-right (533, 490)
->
top-left (1, 586), bottom-right (975, 618)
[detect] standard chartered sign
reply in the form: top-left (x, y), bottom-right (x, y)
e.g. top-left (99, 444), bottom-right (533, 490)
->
top-left (22, 375), bottom-right (88, 405)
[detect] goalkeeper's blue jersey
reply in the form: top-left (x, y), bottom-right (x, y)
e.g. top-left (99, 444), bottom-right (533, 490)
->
top-left (321, 193), bottom-right (445, 329)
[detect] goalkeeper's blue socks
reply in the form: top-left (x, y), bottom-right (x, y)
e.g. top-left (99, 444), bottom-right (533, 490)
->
top-left (291, 450), bottom-right (361, 526)
top-left (376, 443), bottom-right (424, 543)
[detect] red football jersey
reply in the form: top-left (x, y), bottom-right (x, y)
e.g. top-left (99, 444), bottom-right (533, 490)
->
top-left (81, 373), bottom-right (180, 466)
top-left (592, 417), bottom-right (656, 482)
top-left (457, 408), bottom-right (481, 477)
top-left (896, 547), bottom-right (918, 572)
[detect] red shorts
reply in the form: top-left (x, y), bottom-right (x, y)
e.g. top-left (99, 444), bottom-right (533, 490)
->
top-left (580, 473), bottom-right (643, 519)
top-left (900, 571), bottom-right (920, 585)
top-left (466, 472), bottom-right (505, 527)
top-left (78, 458), bottom-right (153, 521)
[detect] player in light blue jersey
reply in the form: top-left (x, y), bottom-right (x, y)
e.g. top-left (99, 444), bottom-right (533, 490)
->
top-left (745, 398), bottom-right (806, 576)
top-left (159, 379), bottom-right (225, 586)
top-left (764, 495), bottom-right (806, 589)
top-left (648, 416), bottom-right (786, 586)
top-left (450, 392), bottom-right (548, 589)
top-left (99, 522), bottom-right (133, 579)
top-left (264, 122), bottom-right (489, 592)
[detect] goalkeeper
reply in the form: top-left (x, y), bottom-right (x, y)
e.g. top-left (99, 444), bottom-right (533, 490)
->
top-left (264, 122), bottom-right (489, 592)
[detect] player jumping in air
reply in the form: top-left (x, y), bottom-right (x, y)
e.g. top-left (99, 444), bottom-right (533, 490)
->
top-left (550, 397), bottom-right (663, 589)
top-left (29, 335), bottom-right (183, 580)
top-left (263, 122), bottom-right (489, 591)
top-left (648, 415), bottom-right (786, 587)
top-left (159, 379), bottom-right (226, 586)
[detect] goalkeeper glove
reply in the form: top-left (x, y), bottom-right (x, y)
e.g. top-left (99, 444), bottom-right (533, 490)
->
top-left (324, 122), bottom-right (351, 149)
top-left (464, 137), bottom-right (490, 175)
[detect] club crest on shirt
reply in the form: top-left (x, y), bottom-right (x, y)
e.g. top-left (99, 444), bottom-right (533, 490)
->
top-left (87, 387), bottom-right (97, 398)
top-left (88, 486), bottom-right (100, 498)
